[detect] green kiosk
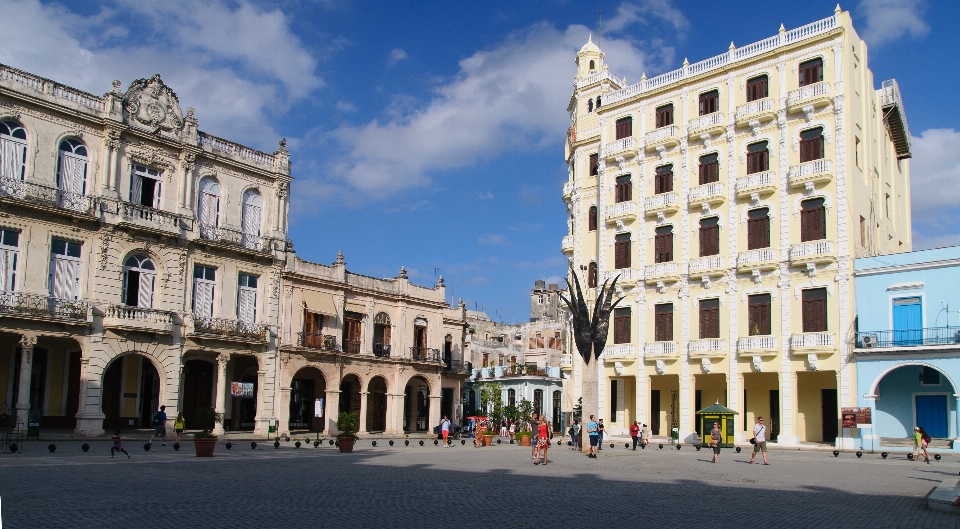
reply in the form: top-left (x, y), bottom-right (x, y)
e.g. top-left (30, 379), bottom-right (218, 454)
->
top-left (696, 401), bottom-right (737, 448)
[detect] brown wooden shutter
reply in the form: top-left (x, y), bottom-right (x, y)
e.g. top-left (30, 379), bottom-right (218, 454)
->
top-left (655, 229), bottom-right (673, 263)
top-left (748, 294), bottom-right (771, 335)
top-left (656, 105), bottom-right (673, 128)
top-left (615, 235), bottom-right (631, 269)
top-left (802, 289), bottom-right (828, 332)
top-left (655, 165), bottom-right (673, 194)
top-left (747, 209), bottom-right (770, 250)
top-left (589, 154), bottom-right (599, 176)
top-left (699, 225), bottom-right (719, 257)
top-left (799, 59), bottom-right (823, 87)
top-left (746, 76), bottom-right (767, 102)
top-left (801, 199), bottom-right (826, 242)
top-left (699, 90), bottom-right (718, 116)
top-left (615, 117), bottom-right (633, 140)
top-left (799, 128), bottom-right (824, 163)
top-left (588, 207), bottom-right (597, 231)
top-left (655, 304), bottom-right (673, 341)
top-left (698, 154), bottom-right (718, 184)
top-left (615, 176), bottom-right (631, 203)
top-left (304, 308), bottom-right (316, 334)
top-left (699, 299), bottom-right (720, 339)
top-left (587, 262), bottom-right (597, 288)
top-left (614, 308), bottom-right (631, 344)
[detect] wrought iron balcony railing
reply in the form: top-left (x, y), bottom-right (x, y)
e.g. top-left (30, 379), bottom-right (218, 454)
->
top-left (0, 291), bottom-right (88, 321)
top-left (198, 224), bottom-right (272, 253)
top-left (299, 332), bottom-right (340, 351)
top-left (193, 316), bottom-right (267, 341)
top-left (374, 343), bottom-right (392, 357)
top-left (0, 176), bottom-right (99, 216)
top-left (856, 326), bottom-right (960, 349)
top-left (410, 347), bottom-right (441, 363)
top-left (343, 339), bottom-right (361, 354)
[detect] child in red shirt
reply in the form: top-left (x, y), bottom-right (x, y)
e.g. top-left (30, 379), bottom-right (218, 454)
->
top-left (111, 429), bottom-right (131, 459)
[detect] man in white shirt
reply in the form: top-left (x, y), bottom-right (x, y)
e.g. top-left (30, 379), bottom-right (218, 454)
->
top-left (749, 416), bottom-right (769, 465)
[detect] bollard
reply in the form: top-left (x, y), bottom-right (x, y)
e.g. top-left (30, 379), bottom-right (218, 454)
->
top-left (9, 443), bottom-right (18, 453)
top-left (659, 444), bottom-right (664, 449)
top-left (174, 442), bottom-right (181, 451)
top-left (143, 443), bottom-right (151, 452)
top-left (461, 440), bottom-right (466, 445)
top-left (833, 450), bottom-right (840, 457)
top-left (695, 445), bottom-right (701, 451)
top-left (907, 453), bottom-right (914, 461)
top-left (372, 441), bottom-right (377, 447)
top-left (329, 439), bottom-right (335, 446)
top-left (274, 441), bottom-right (280, 449)
top-left (224, 442), bottom-right (231, 450)
top-left (936, 454), bottom-right (942, 461)
top-left (295, 441), bottom-right (302, 448)
top-left (405, 440), bottom-right (410, 446)
top-left (677, 445), bottom-right (681, 450)
top-left (735, 447), bottom-right (741, 453)
top-left (48, 444), bottom-right (56, 453)
top-left (497, 439), bottom-right (501, 445)
top-left (251, 442), bottom-right (258, 449)
top-left (856, 451), bottom-right (862, 458)
top-left (389, 440), bottom-right (394, 446)
top-left (419, 440), bottom-right (424, 446)
top-left (434, 440), bottom-right (439, 446)
top-left (81, 443), bottom-right (90, 452)
top-left (881, 452), bottom-right (888, 459)
top-left (314, 441), bottom-right (320, 448)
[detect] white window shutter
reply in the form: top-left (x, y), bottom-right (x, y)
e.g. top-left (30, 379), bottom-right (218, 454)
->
top-left (58, 153), bottom-right (77, 192)
top-left (73, 157), bottom-right (87, 195)
top-left (154, 180), bottom-right (161, 209)
top-left (238, 287), bottom-right (256, 323)
top-left (53, 257), bottom-right (75, 299)
top-left (200, 193), bottom-right (219, 226)
top-left (195, 280), bottom-right (214, 319)
top-left (138, 272), bottom-right (155, 308)
top-left (1, 137), bottom-right (25, 181)
top-left (242, 203), bottom-right (261, 236)
top-left (131, 176), bottom-right (143, 204)
top-left (0, 249), bottom-right (10, 291)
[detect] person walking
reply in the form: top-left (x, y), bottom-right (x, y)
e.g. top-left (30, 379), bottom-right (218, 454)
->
top-left (597, 418), bottom-right (605, 450)
top-left (535, 417), bottom-right (550, 465)
top-left (149, 405), bottom-right (167, 446)
top-left (508, 420), bottom-right (516, 440)
top-left (529, 412), bottom-right (540, 459)
top-left (710, 421), bottom-right (723, 463)
top-left (913, 426), bottom-right (922, 461)
top-left (641, 423), bottom-right (651, 448)
top-left (174, 412), bottom-right (185, 444)
top-left (919, 426), bottom-right (932, 464)
top-left (500, 418), bottom-right (508, 437)
top-left (587, 415), bottom-right (599, 458)
top-left (441, 415), bottom-right (451, 447)
top-left (570, 419), bottom-right (580, 451)
top-left (749, 416), bottom-right (769, 465)
top-left (630, 421), bottom-right (640, 451)
top-left (111, 429), bottom-right (130, 459)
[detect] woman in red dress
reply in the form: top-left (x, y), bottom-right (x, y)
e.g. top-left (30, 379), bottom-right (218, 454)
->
top-left (535, 417), bottom-right (550, 465)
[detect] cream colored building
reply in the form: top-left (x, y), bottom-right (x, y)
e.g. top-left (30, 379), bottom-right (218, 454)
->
top-left (561, 8), bottom-right (911, 446)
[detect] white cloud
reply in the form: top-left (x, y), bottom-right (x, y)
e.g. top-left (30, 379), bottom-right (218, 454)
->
top-left (0, 0), bottom-right (324, 149)
top-left (857, 0), bottom-right (929, 47)
top-left (477, 234), bottom-right (505, 245)
top-left (386, 48), bottom-right (408, 68)
top-left (604, 0), bottom-right (689, 34)
top-left (909, 128), bottom-right (960, 250)
top-left (477, 191), bottom-right (494, 200)
top-left (336, 101), bottom-right (357, 112)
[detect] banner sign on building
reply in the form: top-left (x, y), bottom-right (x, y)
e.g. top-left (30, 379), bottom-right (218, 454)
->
top-left (315, 398), bottom-right (324, 417)
top-left (230, 382), bottom-right (255, 398)
top-left (841, 407), bottom-right (872, 428)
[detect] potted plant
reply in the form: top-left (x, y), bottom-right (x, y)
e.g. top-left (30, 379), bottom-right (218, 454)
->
top-left (192, 407), bottom-right (222, 457)
top-left (336, 412), bottom-right (359, 453)
top-left (516, 399), bottom-right (534, 446)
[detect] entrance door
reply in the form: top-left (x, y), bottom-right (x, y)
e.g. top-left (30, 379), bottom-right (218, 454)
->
top-left (235, 374), bottom-right (257, 430)
top-left (650, 390), bottom-right (660, 435)
top-left (441, 388), bottom-right (453, 424)
top-left (552, 390), bottom-right (562, 433)
top-left (289, 379), bottom-right (315, 430)
top-left (821, 388), bottom-right (838, 443)
top-left (182, 360), bottom-right (214, 429)
top-left (769, 389), bottom-right (780, 441)
top-left (101, 359), bottom-right (123, 429)
top-left (916, 395), bottom-right (948, 438)
top-left (893, 297), bottom-right (922, 346)
top-left (137, 359), bottom-right (160, 428)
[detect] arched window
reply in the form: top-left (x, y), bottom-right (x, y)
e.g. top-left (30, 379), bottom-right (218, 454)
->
top-left (588, 262), bottom-right (598, 288)
top-left (374, 312), bottom-right (392, 356)
top-left (587, 99), bottom-right (593, 113)
top-left (122, 254), bottom-right (156, 308)
top-left (197, 178), bottom-right (221, 237)
top-left (533, 389), bottom-right (544, 416)
top-left (589, 60), bottom-right (595, 70)
top-left (508, 388), bottom-right (516, 407)
top-left (241, 189), bottom-right (263, 250)
top-left (596, 96), bottom-right (602, 108)
top-left (0, 120), bottom-right (27, 182)
top-left (56, 139), bottom-right (88, 211)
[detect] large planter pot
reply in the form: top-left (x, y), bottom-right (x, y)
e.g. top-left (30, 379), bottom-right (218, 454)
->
top-left (518, 434), bottom-right (532, 447)
top-left (482, 434), bottom-right (495, 446)
top-left (338, 436), bottom-right (356, 453)
top-left (194, 437), bottom-right (217, 457)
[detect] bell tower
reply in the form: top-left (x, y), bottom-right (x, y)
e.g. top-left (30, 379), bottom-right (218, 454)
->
top-left (575, 34), bottom-right (604, 80)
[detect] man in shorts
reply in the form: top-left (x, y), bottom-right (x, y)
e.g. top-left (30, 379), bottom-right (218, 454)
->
top-left (749, 416), bottom-right (769, 465)
top-left (529, 412), bottom-right (540, 459)
top-left (149, 405), bottom-right (168, 446)
top-left (440, 415), bottom-right (451, 447)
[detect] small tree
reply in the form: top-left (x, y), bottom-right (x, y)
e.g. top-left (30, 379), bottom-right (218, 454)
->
top-left (478, 382), bottom-right (504, 420)
top-left (336, 412), bottom-right (360, 440)
top-left (573, 397), bottom-right (583, 422)
top-left (192, 407), bottom-right (223, 439)
top-left (517, 398), bottom-right (534, 434)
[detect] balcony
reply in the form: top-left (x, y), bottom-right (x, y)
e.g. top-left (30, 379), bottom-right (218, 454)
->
top-left (790, 332), bottom-right (837, 354)
top-left (790, 240), bottom-right (835, 266)
top-left (734, 98), bottom-right (777, 127)
top-left (604, 201), bottom-right (639, 224)
top-left (191, 317), bottom-right (268, 343)
top-left (855, 326), bottom-right (960, 350)
top-left (644, 192), bottom-right (679, 216)
top-left (604, 345), bottom-right (638, 362)
top-left (735, 172), bottom-right (777, 198)
top-left (343, 339), bottom-right (361, 354)
top-left (601, 268), bottom-right (641, 288)
top-left (786, 82), bottom-right (832, 115)
top-left (687, 181), bottom-right (725, 207)
top-left (788, 159), bottom-right (833, 189)
top-left (601, 137), bottom-right (639, 161)
top-left (644, 262), bottom-right (680, 284)
top-left (737, 335), bottom-right (779, 356)
top-left (643, 342), bottom-right (679, 358)
top-left (879, 79), bottom-right (912, 159)
top-left (560, 354), bottom-right (573, 369)
top-left (410, 347), bottom-right (442, 363)
top-left (198, 224), bottom-right (274, 255)
top-left (0, 291), bottom-right (89, 324)
top-left (444, 359), bottom-right (471, 373)
top-left (114, 201), bottom-right (192, 236)
top-left (644, 125), bottom-right (680, 152)
top-left (561, 235), bottom-right (574, 254)
top-left (0, 177), bottom-right (100, 218)
top-left (688, 339), bottom-right (727, 358)
top-left (736, 248), bottom-right (779, 272)
top-left (687, 112), bottom-right (726, 142)
top-left (562, 182), bottom-right (574, 199)
top-left (299, 332), bottom-right (340, 351)
top-left (102, 305), bottom-right (175, 334)
top-left (688, 256), bottom-right (726, 278)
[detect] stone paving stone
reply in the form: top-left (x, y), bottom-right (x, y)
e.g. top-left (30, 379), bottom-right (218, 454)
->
top-left (0, 440), bottom-right (958, 528)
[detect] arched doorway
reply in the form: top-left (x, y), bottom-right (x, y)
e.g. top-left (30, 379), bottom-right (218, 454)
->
top-left (227, 356), bottom-right (259, 431)
top-left (373, 312), bottom-right (391, 357)
top-left (875, 364), bottom-right (957, 439)
top-left (289, 367), bottom-right (325, 432)
top-left (366, 376), bottom-right (388, 432)
top-left (101, 354), bottom-right (161, 429)
top-left (339, 374), bottom-right (361, 415)
top-left (403, 376), bottom-right (430, 432)
top-left (182, 359), bottom-right (214, 429)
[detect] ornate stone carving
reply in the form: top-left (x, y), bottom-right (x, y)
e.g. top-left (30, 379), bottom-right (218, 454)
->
top-left (19, 334), bottom-right (37, 349)
top-left (701, 357), bottom-right (712, 374)
top-left (122, 74), bottom-right (184, 134)
top-left (127, 141), bottom-right (177, 169)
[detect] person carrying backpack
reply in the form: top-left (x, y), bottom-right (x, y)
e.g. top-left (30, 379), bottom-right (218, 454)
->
top-left (149, 405), bottom-right (168, 446)
top-left (919, 426), bottom-right (932, 464)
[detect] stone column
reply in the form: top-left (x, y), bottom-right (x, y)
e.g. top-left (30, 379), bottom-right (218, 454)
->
top-left (358, 391), bottom-right (369, 434)
top-left (15, 335), bottom-right (37, 430)
top-left (428, 395), bottom-right (442, 434)
top-left (213, 354), bottom-right (230, 435)
top-left (254, 369), bottom-right (267, 437)
top-left (954, 395), bottom-right (960, 441)
top-left (324, 389), bottom-right (341, 435)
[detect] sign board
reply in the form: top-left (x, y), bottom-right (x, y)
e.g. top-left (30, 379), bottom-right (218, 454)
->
top-left (230, 382), bottom-right (255, 398)
top-left (841, 407), bottom-right (872, 428)
top-left (314, 398), bottom-right (324, 417)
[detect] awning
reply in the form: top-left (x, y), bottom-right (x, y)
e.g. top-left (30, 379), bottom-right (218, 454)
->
top-left (344, 300), bottom-right (367, 314)
top-left (301, 289), bottom-right (337, 316)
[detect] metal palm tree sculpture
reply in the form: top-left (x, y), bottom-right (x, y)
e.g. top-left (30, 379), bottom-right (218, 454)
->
top-left (559, 265), bottom-right (625, 364)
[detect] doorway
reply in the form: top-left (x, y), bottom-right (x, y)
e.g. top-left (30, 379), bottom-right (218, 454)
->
top-left (367, 376), bottom-right (387, 432)
top-left (182, 359), bottom-right (214, 429)
top-left (101, 355), bottom-right (160, 429)
top-left (916, 395), bottom-right (948, 438)
top-left (821, 388), bottom-right (838, 443)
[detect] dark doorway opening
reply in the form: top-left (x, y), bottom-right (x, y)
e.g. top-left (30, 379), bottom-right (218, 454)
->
top-left (821, 388), bottom-right (838, 443)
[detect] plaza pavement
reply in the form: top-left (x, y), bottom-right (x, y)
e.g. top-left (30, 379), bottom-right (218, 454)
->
top-left (0, 438), bottom-right (957, 528)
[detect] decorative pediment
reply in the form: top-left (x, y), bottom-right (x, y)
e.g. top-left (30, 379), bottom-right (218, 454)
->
top-left (123, 74), bottom-right (185, 134)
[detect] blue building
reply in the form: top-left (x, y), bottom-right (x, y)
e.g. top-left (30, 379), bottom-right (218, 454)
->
top-left (854, 246), bottom-right (960, 451)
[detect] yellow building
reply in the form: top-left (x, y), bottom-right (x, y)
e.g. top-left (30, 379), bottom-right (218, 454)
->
top-left (561, 7), bottom-right (911, 446)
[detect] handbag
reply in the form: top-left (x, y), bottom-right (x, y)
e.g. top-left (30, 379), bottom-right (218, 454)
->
top-left (749, 437), bottom-right (756, 445)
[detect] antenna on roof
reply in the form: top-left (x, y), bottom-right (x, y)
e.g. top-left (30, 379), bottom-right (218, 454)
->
top-left (598, 9), bottom-right (602, 48)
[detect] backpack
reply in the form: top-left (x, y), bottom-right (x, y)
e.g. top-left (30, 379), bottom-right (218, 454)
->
top-left (152, 412), bottom-right (162, 426)
top-left (922, 433), bottom-right (931, 444)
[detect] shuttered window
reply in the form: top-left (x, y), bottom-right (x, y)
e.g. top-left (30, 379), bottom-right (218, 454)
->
top-left (589, 154), bottom-right (599, 176)
top-left (0, 120), bottom-right (27, 182)
top-left (799, 58), bottom-right (823, 87)
top-left (655, 164), bottom-right (673, 194)
top-left (698, 90), bottom-right (719, 116)
top-left (699, 298), bottom-right (720, 339)
top-left (0, 229), bottom-right (19, 292)
top-left (613, 308), bottom-right (631, 344)
top-left (615, 175), bottom-right (631, 203)
top-left (655, 304), bottom-right (673, 342)
top-left (799, 127), bottom-right (824, 163)
top-left (56, 139), bottom-right (88, 212)
top-left (131, 165), bottom-right (162, 209)
top-left (800, 198), bottom-right (826, 242)
top-left (747, 294), bottom-right (771, 336)
top-left (237, 273), bottom-right (258, 324)
top-left (49, 238), bottom-right (81, 301)
top-left (746, 141), bottom-right (769, 175)
top-left (122, 255), bottom-right (156, 308)
top-left (303, 309), bottom-right (323, 334)
top-left (614, 234), bottom-right (631, 269)
top-left (698, 154), bottom-right (718, 184)
top-left (655, 104), bottom-right (674, 128)
top-left (802, 288), bottom-right (828, 332)
top-left (192, 264), bottom-right (216, 318)
top-left (746, 75), bottom-right (768, 102)
top-left (699, 217), bottom-right (720, 257)
top-left (588, 206), bottom-right (597, 231)
top-left (587, 262), bottom-right (597, 288)
top-left (615, 117), bottom-right (633, 140)
top-left (747, 208), bottom-right (770, 250)
top-left (241, 190), bottom-right (263, 250)
top-left (655, 226), bottom-right (673, 263)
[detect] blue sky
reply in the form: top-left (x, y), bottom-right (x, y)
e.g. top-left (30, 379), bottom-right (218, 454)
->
top-left (2, 0), bottom-right (958, 322)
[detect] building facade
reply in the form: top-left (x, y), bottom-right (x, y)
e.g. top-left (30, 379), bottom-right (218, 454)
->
top-left (853, 246), bottom-right (960, 451)
top-left (561, 8), bottom-right (912, 444)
